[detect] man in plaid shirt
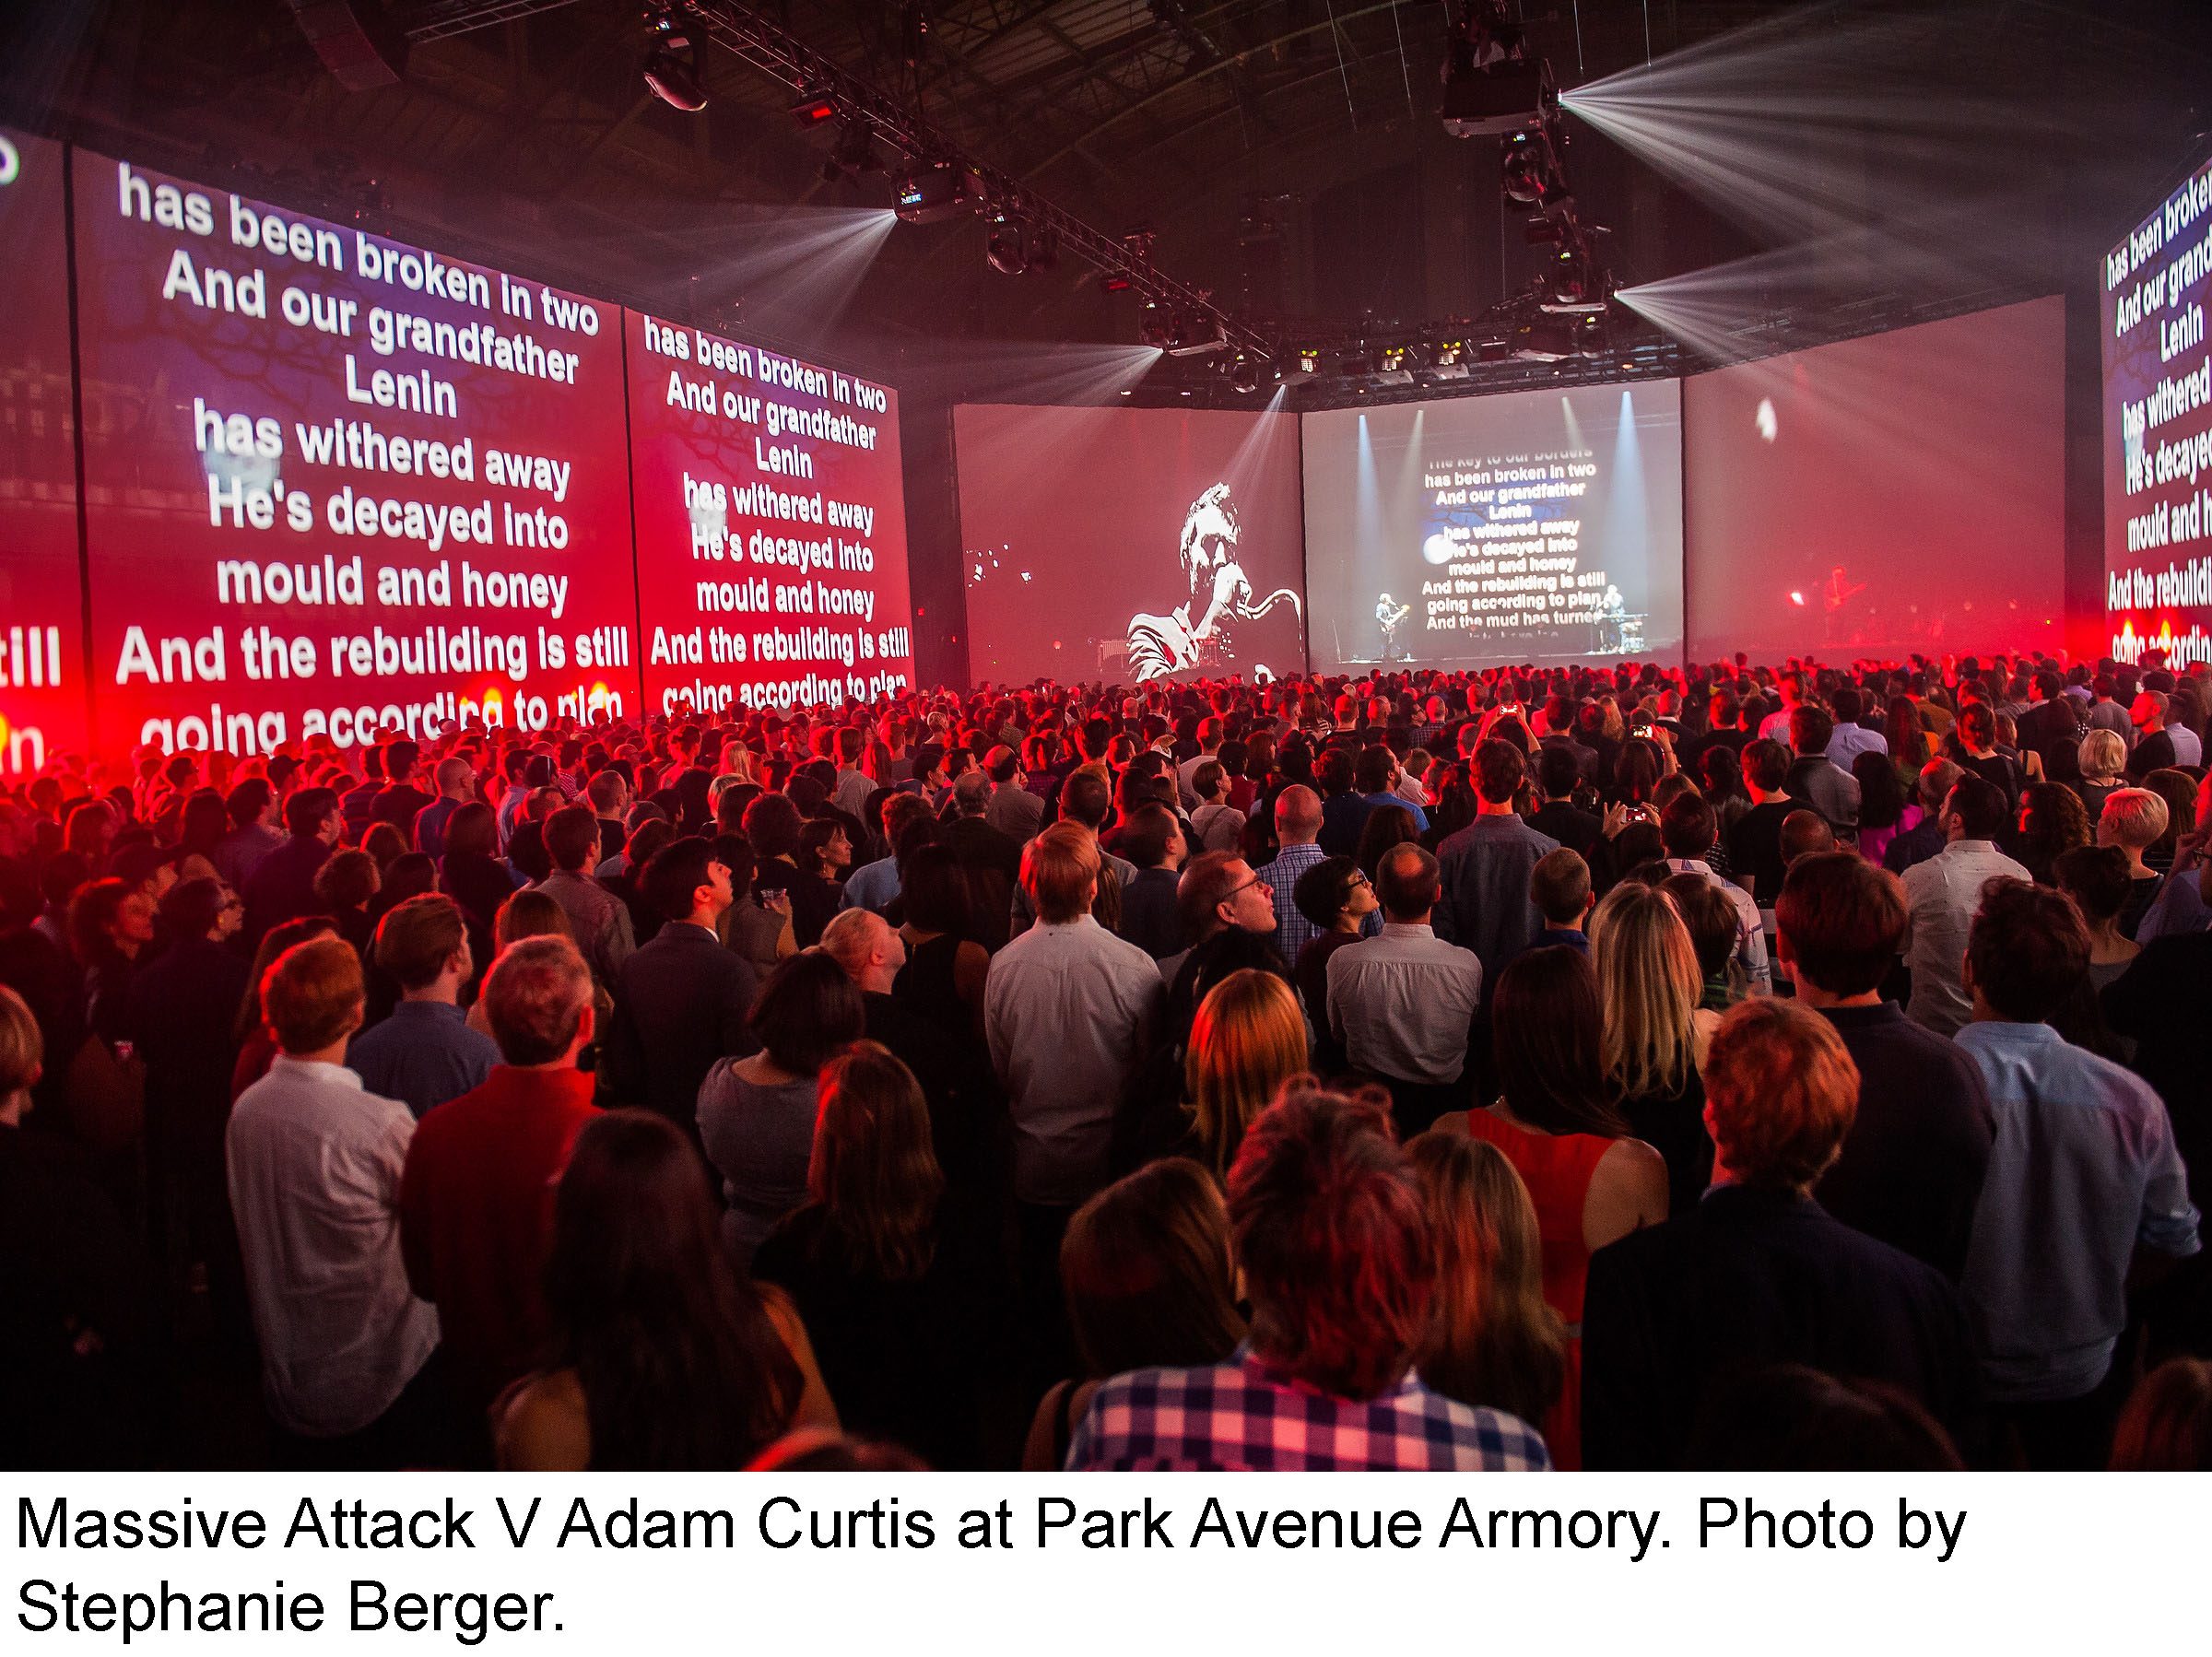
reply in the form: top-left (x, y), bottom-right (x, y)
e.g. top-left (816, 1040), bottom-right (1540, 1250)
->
top-left (1253, 785), bottom-right (1328, 964)
top-left (1067, 1089), bottom-right (1550, 1472)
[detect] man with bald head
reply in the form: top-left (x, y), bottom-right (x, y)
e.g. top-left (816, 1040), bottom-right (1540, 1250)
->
top-left (1256, 783), bottom-right (1327, 963)
top-left (819, 906), bottom-right (991, 1199)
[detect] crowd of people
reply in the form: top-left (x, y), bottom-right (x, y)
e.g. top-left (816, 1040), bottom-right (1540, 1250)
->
top-left (2, 648), bottom-right (2208, 1470)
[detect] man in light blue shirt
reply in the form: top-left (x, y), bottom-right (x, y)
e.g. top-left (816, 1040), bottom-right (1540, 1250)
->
top-left (837, 791), bottom-right (937, 915)
top-left (1822, 686), bottom-right (1889, 770)
top-left (1955, 879), bottom-right (2199, 1464)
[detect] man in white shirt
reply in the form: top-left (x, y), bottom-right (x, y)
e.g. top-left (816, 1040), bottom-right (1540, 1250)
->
top-left (987, 822), bottom-right (1163, 1216)
top-left (228, 935), bottom-right (439, 1454)
top-left (1901, 775), bottom-right (2031, 1035)
top-left (1327, 843), bottom-right (1483, 1135)
top-left (1175, 719), bottom-right (1226, 811)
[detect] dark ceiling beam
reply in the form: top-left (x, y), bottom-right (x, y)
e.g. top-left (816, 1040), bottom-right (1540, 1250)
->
top-left (450, 5), bottom-right (636, 178)
top-left (681, 0), bottom-right (1270, 350)
top-left (1030, 0), bottom-right (1413, 175)
top-left (400, 0), bottom-right (587, 44)
top-left (915, 0), bottom-right (1082, 90)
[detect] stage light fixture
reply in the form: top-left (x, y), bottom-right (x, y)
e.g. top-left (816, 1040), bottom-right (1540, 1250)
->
top-left (791, 90), bottom-right (838, 126)
top-left (1511, 318), bottom-right (1576, 361)
top-left (1441, 1), bottom-right (1548, 136)
top-left (1228, 352), bottom-right (1263, 394)
top-left (1434, 339), bottom-right (1465, 367)
top-left (820, 120), bottom-right (883, 185)
top-left (1571, 312), bottom-right (1608, 353)
top-left (1525, 209), bottom-right (1574, 246)
top-left (1024, 222), bottom-right (1060, 272)
top-left (1163, 311), bottom-right (1227, 358)
top-left (984, 212), bottom-right (1030, 276)
top-left (893, 159), bottom-right (979, 224)
top-left (1501, 127), bottom-right (1567, 208)
top-left (1540, 252), bottom-right (1610, 314)
top-left (1296, 348), bottom-right (1321, 374)
top-left (1378, 345), bottom-right (1408, 373)
top-left (1100, 274), bottom-right (1135, 294)
top-left (642, 8), bottom-right (707, 112)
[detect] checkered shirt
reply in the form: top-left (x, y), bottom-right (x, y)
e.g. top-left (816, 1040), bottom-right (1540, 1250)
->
top-left (1257, 841), bottom-right (1330, 964)
top-left (1066, 1348), bottom-right (1552, 1472)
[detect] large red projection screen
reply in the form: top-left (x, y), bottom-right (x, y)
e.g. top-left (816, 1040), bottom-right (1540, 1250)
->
top-left (628, 311), bottom-right (912, 715)
top-left (71, 149), bottom-right (641, 757)
top-left (955, 405), bottom-right (1308, 687)
top-left (1684, 298), bottom-right (2065, 664)
top-left (2104, 153), bottom-right (2212, 667)
top-left (0, 128), bottom-right (89, 776)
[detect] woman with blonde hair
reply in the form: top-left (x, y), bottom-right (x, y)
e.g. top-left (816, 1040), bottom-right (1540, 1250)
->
top-left (2073, 727), bottom-right (2128, 822)
top-left (2098, 786), bottom-right (2170, 937)
top-left (1407, 1130), bottom-right (1568, 1433)
top-left (754, 1041), bottom-right (981, 1468)
top-left (1180, 970), bottom-right (1310, 1183)
top-left (1590, 881), bottom-right (1712, 1214)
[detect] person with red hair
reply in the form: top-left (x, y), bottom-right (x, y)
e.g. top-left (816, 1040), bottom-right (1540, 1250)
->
top-left (1583, 998), bottom-right (1979, 1469)
top-left (1067, 1087), bottom-right (1550, 1469)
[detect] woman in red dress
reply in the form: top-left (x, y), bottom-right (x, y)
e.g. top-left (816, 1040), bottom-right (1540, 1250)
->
top-left (1440, 946), bottom-right (1667, 1467)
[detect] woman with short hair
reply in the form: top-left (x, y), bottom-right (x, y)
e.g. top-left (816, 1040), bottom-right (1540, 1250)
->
top-left (698, 951), bottom-right (865, 1269)
top-left (2073, 727), bottom-right (2129, 822)
top-left (2098, 786), bottom-right (2171, 938)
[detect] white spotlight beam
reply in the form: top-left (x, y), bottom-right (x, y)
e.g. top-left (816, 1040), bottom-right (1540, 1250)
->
top-left (1559, 2), bottom-right (2080, 247)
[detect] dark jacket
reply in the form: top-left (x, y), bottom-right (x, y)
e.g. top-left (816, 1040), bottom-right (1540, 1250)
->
top-left (1116, 867), bottom-right (1184, 959)
top-left (2013, 698), bottom-right (2085, 782)
top-left (241, 832), bottom-right (333, 945)
top-left (1881, 814), bottom-right (1947, 877)
top-left (601, 921), bottom-right (759, 1132)
top-left (1433, 814), bottom-right (1559, 986)
top-left (1813, 1004), bottom-right (1994, 1281)
top-left (1582, 1184), bottom-right (1981, 1470)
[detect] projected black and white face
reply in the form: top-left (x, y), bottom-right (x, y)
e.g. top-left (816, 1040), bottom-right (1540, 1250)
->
top-left (1127, 482), bottom-right (1304, 681)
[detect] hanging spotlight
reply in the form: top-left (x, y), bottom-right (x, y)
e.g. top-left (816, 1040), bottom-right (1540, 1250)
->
top-left (1228, 352), bottom-right (1264, 394)
top-left (893, 159), bottom-right (980, 223)
top-left (1164, 311), bottom-right (1227, 358)
top-left (984, 211), bottom-right (1030, 276)
top-left (1512, 317), bottom-right (1577, 361)
top-left (790, 89), bottom-right (839, 126)
top-left (820, 119), bottom-right (882, 185)
top-left (1501, 124), bottom-right (1567, 208)
top-left (1441, 1), bottom-right (1549, 136)
top-left (1138, 298), bottom-right (1172, 349)
top-left (642, 8), bottom-right (708, 112)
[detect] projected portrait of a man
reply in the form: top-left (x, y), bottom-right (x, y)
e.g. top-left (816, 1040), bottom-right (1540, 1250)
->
top-left (1126, 482), bottom-right (1301, 681)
